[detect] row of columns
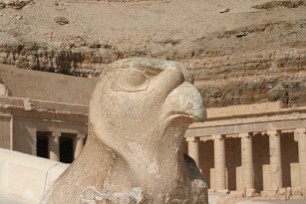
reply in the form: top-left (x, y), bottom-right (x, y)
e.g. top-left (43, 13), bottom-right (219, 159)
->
top-left (187, 128), bottom-right (306, 192)
top-left (48, 132), bottom-right (85, 161)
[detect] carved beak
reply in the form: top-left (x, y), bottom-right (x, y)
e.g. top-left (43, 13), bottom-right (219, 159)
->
top-left (163, 82), bottom-right (206, 123)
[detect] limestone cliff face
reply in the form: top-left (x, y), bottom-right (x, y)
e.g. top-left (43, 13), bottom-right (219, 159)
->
top-left (0, 0), bottom-right (305, 107)
top-left (192, 48), bottom-right (306, 108)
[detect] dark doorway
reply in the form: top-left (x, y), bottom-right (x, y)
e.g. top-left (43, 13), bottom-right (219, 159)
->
top-left (59, 134), bottom-right (74, 163)
top-left (225, 138), bottom-right (241, 191)
top-left (36, 131), bottom-right (50, 159)
top-left (199, 140), bottom-right (214, 188)
top-left (252, 133), bottom-right (269, 192)
top-left (281, 132), bottom-right (298, 187)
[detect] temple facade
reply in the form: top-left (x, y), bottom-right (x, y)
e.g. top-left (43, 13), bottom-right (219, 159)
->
top-left (184, 101), bottom-right (306, 199)
top-left (0, 64), bottom-right (96, 163)
top-left (0, 96), bottom-right (88, 163)
top-left (0, 64), bottom-right (305, 199)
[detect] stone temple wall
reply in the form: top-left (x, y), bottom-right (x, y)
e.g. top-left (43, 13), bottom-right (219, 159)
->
top-left (0, 64), bottom-right (98, 105)
top-left (185, 102), bottom-right (306, 198)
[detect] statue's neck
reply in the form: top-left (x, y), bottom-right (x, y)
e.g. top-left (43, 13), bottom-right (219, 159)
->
top-left (113, 134), bottom-right (186, 193)
top-left (80, 136), bottom-right (185, 194)
top-left (109, 145), bottom-right (185, 194)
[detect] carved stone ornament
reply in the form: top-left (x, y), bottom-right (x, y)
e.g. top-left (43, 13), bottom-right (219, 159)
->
top-left (42, 58), bottom-right (208, 204)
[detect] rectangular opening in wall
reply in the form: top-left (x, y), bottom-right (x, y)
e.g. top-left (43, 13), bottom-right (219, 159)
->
top-left (36, 131), bottom-right (50, 159)
top-left (59, 133), bottom-right (75, 163)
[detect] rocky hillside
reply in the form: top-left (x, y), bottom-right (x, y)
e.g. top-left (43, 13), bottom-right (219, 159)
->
top-left (0, 0), bottom-right (305, 107)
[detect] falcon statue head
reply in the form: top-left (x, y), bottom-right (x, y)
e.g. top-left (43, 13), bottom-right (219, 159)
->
top-left (46, 58), bottom-right (208, 204)
top-left (90, 58), bottom-right (205, 161)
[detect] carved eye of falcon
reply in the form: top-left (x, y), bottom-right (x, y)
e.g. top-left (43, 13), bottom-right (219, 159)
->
top-left (111, 68), bottom-right (161, 92)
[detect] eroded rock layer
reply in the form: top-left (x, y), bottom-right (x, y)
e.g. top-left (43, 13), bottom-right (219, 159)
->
top-left (0, 0), bottom-right (305, 107)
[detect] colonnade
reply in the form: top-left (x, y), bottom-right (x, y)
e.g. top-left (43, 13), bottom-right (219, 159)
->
top-left (186, 128), bottom-right (306, 195)
top-left (48, 132), bottom-right (86, 161)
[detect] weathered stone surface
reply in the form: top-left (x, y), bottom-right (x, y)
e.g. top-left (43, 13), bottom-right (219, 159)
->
top-left (0, 148), bottom-right (68, 203)
top-left (0, 63), bottom-right (98, 105)
top-left (0, 0), bottom-right (34, 10)
top-left (43, 58), bottom-right (208, 204)
top-left (54, 16), bottom-right (69, 25)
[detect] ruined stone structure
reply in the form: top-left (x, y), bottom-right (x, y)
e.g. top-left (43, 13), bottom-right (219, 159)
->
top-left (0, 96), bottom-right (88, 162)
top-left (0, 63), bottom-right (97, 163)
top-left (0, 0), bottom-right (305, 203)
top-left (185, 101), bottom-right (306, 199)
top-left (1, 61), bottom-right (305, 202)
top-left (1, 61), bottom-right (306, 202)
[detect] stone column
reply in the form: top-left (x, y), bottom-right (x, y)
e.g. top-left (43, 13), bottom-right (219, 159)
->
top-left (213, 134), bottom-right (226, 191)
top-left (187, 137), bottom-right (200, 168)
top-left (74, 134), bottom-right (85, 159)
top-left (268, 130), bottom-right (282, 190)
top-left (49, 132), bottom-right (60, 161)
top-left (240, 132), bottom-right (255, 195)
top-left (296, 128), bottom-right (306, 191)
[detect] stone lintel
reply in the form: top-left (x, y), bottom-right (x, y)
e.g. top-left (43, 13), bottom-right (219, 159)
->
top-left (281, 129), bottom-right (295, 133)
top-left (239, 132), bottom-right (253, 138)
top-left (199, 136), bottom-right (212, 142)
top-left (52, 131), bottom-right (61, 137)
top-left (185, 137), bottom-right (199, 142)
top-left (225, 133), bottom-right (239, 139)
top-left (212, 134), bottom-right (225, 140)
top-left (266, 130), bottom-right (281, 136)
top-left (77, 133), bottom-right (87, 139)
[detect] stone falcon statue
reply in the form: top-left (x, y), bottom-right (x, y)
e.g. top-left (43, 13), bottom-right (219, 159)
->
top-left (43, 58), bottom-right (208, 204)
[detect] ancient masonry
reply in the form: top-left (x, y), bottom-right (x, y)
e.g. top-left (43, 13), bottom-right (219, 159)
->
top-left (0, 95), bottom-right (88, 162)
top-left (0, 64), bottom-right (96, 163)
top-left (0, 62), bottom-right (305, 199)
top-left (185, 101), bottom-right (306, 198)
